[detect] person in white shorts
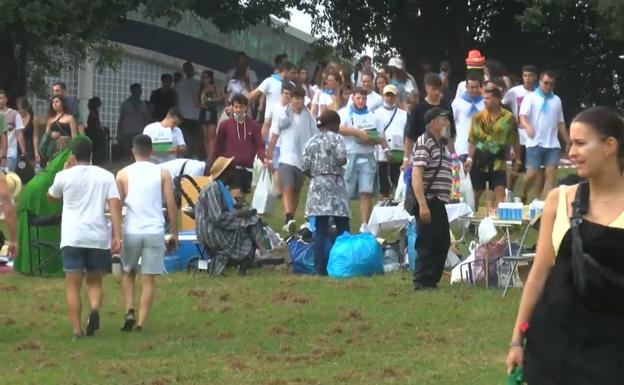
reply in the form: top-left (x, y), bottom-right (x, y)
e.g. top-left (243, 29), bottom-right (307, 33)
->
top-left (116, 134), bottom-right (178, 332)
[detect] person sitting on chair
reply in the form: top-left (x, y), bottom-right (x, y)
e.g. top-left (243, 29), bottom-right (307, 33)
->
top-left (194, 157), bottom-right (282, 276)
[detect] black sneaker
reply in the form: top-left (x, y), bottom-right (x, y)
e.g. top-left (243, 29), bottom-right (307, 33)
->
top-left (86, 310), bottom-right (100, 336)
top-left (120, 309), bottom-right (136, 332)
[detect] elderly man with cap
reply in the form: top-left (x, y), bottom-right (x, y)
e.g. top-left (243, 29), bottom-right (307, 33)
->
top-left (302, 110), bottom-right (350, 275)
top-left (374, 85), bottom-right (408, 198)
top-left (195, 157), bottom-right (282, 276)
top-left (387, 57), bottom-right (418, 109)
top-left (410, 107), bottom-right (453, 290)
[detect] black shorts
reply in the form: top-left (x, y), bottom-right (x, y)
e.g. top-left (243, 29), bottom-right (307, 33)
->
top-left (230, 167), bottom-right (252, 194)
top-left (470, 168), bottom-right (507, 191)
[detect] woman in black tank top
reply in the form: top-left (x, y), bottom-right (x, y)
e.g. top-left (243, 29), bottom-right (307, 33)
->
top-left (41, 96), bottom-right (78, 164)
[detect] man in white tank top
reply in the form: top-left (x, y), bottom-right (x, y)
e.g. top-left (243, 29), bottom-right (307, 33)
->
top-left (116, 134), bottom-right (178, 331)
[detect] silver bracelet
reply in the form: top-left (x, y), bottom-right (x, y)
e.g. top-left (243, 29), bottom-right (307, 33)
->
top-left (509, 341), bottom-right (523, 349)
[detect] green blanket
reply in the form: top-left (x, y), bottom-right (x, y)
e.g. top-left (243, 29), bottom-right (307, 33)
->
top-left (14, 149), bottom-right (73, 276)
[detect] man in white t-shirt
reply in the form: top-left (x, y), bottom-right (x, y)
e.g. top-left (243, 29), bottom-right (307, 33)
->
top-left (519, 70), bottom-right (570, 200)
top-left (266, 87), bottom-right (318, 232)
top-left (143, 107), bottom-right (187, 164)
top-left (374, 85), bottom-right (408, 198)
top-left (48, 137), bottom-right (122, 339)
top-left (0, 90), bottom-right (26, 171)
top-left (174, 62), bottom-right (202, 158)
top-left (452, 74), bottom-right (485, 158)
top-left (159, 158), bottom-right (207, 185)
top-left (247, 61), bottom-right (297, 136)
top-left (339, 88), bottom-right (392, 233)
top-left (502, 64), bottom-right (538, 190)
top-left (348, 73), bottom-right (382, 112)
top-left (117, 135), bottom-right (178, 332)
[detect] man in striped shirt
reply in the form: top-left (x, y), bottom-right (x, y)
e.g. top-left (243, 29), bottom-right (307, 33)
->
top-left (411, 107), bottom-right (453, 290)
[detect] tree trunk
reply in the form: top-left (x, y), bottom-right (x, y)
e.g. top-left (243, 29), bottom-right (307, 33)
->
top-left (0, 34), bottom-right (27, 105)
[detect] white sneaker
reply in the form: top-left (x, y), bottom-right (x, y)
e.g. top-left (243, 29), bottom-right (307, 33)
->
top-left (282, 219), bottom-right (297, 234)
top-left (359, 223), bottom-right (370, 233)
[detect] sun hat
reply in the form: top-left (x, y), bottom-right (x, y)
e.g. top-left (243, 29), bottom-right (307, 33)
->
top-left (209, 157), bottom-right (234, 180)
top-left (5, 172), bottom-right (22, 199)
top-left (465, 50), bottom-right (486, 69)
top-left (382, 85), bottom-right (399, 95)
top-left (388, 57), bottom-right (405, 70)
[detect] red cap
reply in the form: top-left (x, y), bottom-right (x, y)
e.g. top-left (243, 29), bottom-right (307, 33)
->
top-left (465, 50), bottom-right (486, 69)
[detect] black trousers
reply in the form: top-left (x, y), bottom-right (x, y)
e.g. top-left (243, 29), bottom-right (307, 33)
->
top-left (413, 198), bottom-right (450, 288)
top-left (314, 216), bottom-right (350, 275)
top-left (378, 161), bottom-right (401, 197)
top-left (180, 119), bottom-right (201, 159)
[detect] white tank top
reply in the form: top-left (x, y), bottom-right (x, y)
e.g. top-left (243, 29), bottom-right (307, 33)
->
top-left (123, 161), bottom-right (164, 235)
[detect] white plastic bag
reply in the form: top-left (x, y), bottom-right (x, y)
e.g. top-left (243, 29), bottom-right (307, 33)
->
top-left (459, 164), bottom-right (475, 211)
top-left (478, 217), bottom-right (498, 243)
top-left (251, 168), bottom-right (273, 215)
top-left (451, 241), bottom-right (476, 284)
top-left (394, 170), bottom-right (406, 202)
top-left (251, 156), bottom-right (264, 188)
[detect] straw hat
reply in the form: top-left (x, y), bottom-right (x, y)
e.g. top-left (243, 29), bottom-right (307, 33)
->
top-left (209, 157), bottom-right (234, 180)
top-left (5, 172), bottom-right (22, 199)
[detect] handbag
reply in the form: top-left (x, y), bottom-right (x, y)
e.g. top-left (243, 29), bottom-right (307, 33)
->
top-left (571, 182), bottom-right (624, 313)
top-left (404, 147), bottom-right (444, 216)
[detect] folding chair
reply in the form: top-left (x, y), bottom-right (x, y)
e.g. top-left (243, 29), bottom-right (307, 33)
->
top-left (501, 215), bottom-right (541, 297)
top-left (27, 211), bottom-right (62, 276)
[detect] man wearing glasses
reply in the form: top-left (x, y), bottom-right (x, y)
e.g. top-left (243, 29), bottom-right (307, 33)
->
top-left (519, 70), bottom-right (570, 200)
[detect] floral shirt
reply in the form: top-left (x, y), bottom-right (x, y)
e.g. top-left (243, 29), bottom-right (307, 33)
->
top-left (301, 131), bottom-right (350, 218)
top-left (469, 108), bottom-right (518, 171)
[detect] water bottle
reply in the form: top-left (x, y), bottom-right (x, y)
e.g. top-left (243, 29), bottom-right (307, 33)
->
top-left (505, 188), bottom-right (512, 203)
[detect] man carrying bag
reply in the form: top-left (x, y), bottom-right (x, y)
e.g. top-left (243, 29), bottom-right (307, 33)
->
top-left (405, 108), bottom-right (453, 290)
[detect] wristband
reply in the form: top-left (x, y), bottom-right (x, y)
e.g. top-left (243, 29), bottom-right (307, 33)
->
top-left (509, 341), bottom-right (523, 349)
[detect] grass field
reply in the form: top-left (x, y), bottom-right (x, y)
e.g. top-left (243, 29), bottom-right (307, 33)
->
top-left (0, 272), bottom-right (519, 385)
top-left (0, 164), bottom-right (574, 385)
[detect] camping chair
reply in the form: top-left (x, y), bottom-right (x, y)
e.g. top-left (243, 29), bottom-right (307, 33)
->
top-left (27, 211), bottom-right (62, 276)
top-left (501, 215), bottom-right (541, 297)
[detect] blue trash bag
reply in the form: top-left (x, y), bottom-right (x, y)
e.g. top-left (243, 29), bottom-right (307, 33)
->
top-left (289, 238), bottom-right (315, 275)
top-left (327, 232), bottom-right (383, 278)
top-left (407, 220), bottom-right (417, 271)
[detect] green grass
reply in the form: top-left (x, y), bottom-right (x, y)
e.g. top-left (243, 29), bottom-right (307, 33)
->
top-left (0, 272), bottom-right (520, 385)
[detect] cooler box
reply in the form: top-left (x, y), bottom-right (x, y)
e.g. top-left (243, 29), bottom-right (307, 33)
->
top-left (164, 230), bottom-right (201, 273)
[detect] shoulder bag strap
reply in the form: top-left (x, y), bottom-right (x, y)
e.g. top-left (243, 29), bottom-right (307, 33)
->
top-left (382, 108), bottom-right (398, 133)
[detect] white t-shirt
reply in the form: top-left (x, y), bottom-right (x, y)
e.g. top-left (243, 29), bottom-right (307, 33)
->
top-left (519, 92), bottom-right (565, 149)
top-left (123, 161), bottom-right (165, 235)
top-left (338, 107), bottom-right (379, 155)
top-left (451, 96), bottom-right (485, 155)
top-left (257, 75), bottom-right (283, 118)
top-left (502, 85), bottom-right (534, 145)
top-left (143, 122), bottom-right (186, 163)
top-left (226, 68), bottom-right (258, 88)
top-left (313, 90), bottom-right (334, 117)
top-left (48, 165), bottom-right (120, 249)
top-left (1, 109), bottom-right (24, 158)
top-left (348, 91), bottom-right (383, 112)
top-left (271, 106), bottom-right (318, 169)
top-left (160, 158), bottom-right (206, 185)
top-left (374, 106), bottom-right (408, 161)
top-left (269, 103), bottom-right (287, 147)
top-left (175, 78), bottom-right (201, 120)
top-left (455, 81), bottom-right (467, 100)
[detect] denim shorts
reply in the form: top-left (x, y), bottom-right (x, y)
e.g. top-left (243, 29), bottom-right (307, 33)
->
top-left (526, 146), bottom-right (560, 170)
top-left (62, 247), bottom-right (111, 273)
top-left (344, 153), bottom-right (377, 197)
top-left (121, 234), bottom-right (166, 275)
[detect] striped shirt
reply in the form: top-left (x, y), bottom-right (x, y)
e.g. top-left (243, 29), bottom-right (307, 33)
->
top-left (412, 131), bottom-right (452, 203)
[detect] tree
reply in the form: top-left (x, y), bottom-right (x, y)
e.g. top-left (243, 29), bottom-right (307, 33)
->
top-left (0, 0), bottom-right (313, 100)
top-left (312, 0), bottom-right (624, 116)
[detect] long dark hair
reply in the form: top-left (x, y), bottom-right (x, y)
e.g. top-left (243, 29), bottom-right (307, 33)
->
top-left (200, 70), bottom-right (215, 87)
top-left (573, 106), bottom-right (624, 170)
top-left (16, 97), bottom-right (33, 116)
top-left (47, 95), bottom-right (67, 119)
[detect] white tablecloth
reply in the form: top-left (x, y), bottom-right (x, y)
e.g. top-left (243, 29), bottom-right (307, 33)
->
top-left (367, 202), bottom-right (474, 236)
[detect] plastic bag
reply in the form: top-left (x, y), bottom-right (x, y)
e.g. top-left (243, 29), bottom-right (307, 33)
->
top-left (251, 156), bottom-right (264, 188)
top-left (328, 232), bottom-right (383, 278)
top-left (478, 217), bottom-right (498, 243)
top-left (451, 241), bottom-right (477, 284)
top-left (459, 163), bottom-right (475, 210)
top-left (289, 238), bottom-right (315, 275)
top-left (406, 220), bottom-right (417, 271)
top-left (251, 168), bottom-right (273, 214)
top-left (394, 170), bottom-right (407, 202)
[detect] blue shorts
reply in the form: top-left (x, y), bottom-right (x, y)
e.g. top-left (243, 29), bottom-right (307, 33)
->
top-left (526, 146), bottom-right (560, 170)
top-left (344, 153), bottom-right (377, 197)
top-left (62, 246), bottom-right (111, 273)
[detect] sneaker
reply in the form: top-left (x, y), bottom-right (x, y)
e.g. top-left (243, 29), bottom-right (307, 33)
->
top-left (359, 223), bottom-right (370, 233)
top-left (282, 219), bottom-right (297, 234)
top-left (120, 309), bottom-right (136, 332)
top-left (86, 310), bottom-right (100, 336)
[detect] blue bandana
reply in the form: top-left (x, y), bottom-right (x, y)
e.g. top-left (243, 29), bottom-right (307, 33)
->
top-left (535, 88), bottom-right (554, 112)
top-left (217, 180), bottom-right (234, 211)
top-left (461, 92), bottom-right (483, 117)
top-left (271, 74), bottom-right (282, 82)
top-left (322, 88), bottom-right (335, 95)
top-left (349, 105), bottom-right (369, 115)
